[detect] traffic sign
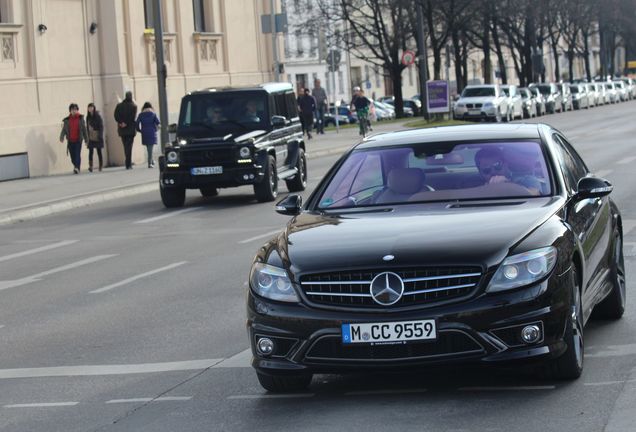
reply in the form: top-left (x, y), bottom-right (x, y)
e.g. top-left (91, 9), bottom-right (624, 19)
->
top-left (401, 50), bottom-right (416, 66)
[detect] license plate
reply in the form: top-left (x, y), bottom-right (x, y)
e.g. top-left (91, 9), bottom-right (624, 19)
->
top-left (469, 109), bottom-right (481, 115)
top-left (342, 319), bottom-right (436, 345)
top-left (191, 166), bottom-right (223, 175)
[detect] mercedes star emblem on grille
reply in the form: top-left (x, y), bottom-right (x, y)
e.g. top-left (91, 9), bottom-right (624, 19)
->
top-left (370, 272), bottom-right (405, 306)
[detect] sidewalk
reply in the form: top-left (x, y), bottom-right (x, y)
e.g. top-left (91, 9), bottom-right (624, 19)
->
top-left (0, 120), bottom-right (411, 225)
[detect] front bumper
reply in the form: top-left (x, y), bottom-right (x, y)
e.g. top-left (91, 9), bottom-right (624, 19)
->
top-left (454, 106), bottom-right (498, 121)
top-left (160, 164), bottom-right (265, 189)
top-left (247, 269), bottom-right (571, 376)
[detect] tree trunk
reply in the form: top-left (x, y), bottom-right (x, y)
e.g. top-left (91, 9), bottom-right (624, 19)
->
top-left (483, 11), bottom-right (492, 84)
top-left (391, 65), bottom-right (405, 118)
top-left (567, 48), bottom-right (575, 82)
top-left (461, 35), bottom-right (469, 87)
top-left (583, 31), bottom-right (592, 81)
top-left (492, 21), bottom-right (507, 84)
top-left (452, 29), bottom-right (464, 92)
top-left (550, 37), bottom-right (561, 82)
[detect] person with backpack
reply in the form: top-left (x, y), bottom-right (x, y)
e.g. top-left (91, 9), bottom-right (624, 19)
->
top-left (136, 102), bottom-right (161, 168)
top-left (86, 103), bottom-right (104, 172)
top-left (59, 103), bottom-right (88, 174)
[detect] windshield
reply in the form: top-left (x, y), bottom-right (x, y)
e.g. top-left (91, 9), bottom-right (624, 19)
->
top-left (570, 86), bottom-right (579, 94)
top-left (462, 87), bottom-right (496, 97)
top-left (535, 85), bottom-right (551, 95)
top-left (317, 141), bottom-right (552, 209)
top-left (178, 91), bottom-right (269, 136)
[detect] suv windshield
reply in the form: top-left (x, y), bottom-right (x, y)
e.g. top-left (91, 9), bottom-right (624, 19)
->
top-left (535, 85), bottom-right (551, 95)
top-left (317, 141), bottom-right (552, 209)
top-left (462, 87), bottom-right (495, 97)
top-left (570, 86), bottom-right (580, 93)
top-left (178, 91), bottom-right (269, 136)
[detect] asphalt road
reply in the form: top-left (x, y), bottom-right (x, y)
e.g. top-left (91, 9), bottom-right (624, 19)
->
top-left (1, 102), bottom-right (636, 432)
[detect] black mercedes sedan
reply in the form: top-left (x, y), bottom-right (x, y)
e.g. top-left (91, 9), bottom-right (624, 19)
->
top-left (246, 123), bottom-right (626, 392)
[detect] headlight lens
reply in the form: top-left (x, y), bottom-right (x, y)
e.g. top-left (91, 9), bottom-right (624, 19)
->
top-left (486, 246), bottom-right (557, 293)
top-left (167, 151), bottom-right (178, 163)
top-left (249, 263), bottom-right (299, 303)
top-left (239, 146), bottom-right (251, 158)
top-left (483, 102), bottom-right (493, 108)
top-left (456, 103), bottom-right (465, 108)
top-left (178, 139), bottom-right (188, 146)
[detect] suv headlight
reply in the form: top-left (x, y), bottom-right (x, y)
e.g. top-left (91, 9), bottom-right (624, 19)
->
top-left (249, 263), bottom-right (299, 303)
top-left (486, 247), bottom-right (557, 293)
top-left (239, 146), bottom-right (251, 158)
top-left (167, 151), bottom-right (179, 163)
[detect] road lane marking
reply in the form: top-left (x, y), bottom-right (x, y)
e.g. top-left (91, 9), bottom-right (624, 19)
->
top-left (345, 389), bottom-right (427, 396)
top-left (228, 394), bottom-right (314, 400)
top-left (106, 397), bottom-right (192, 404)
top-left (0, 240), bottom-right (77, 263)
top-left (617, 156), bottom-right (636, 165)
top-left (458, 386), bottom-right (555, 391)
top-left (89, 261), bottom-right (188, 294)
top-left (0, 359), bottom-right (223, 379)
top-left (0, 255), bottom-right (117, 292)
top-left (4, 402), bottom-right (78, 408)
top-left (134, 208), bottom-right (201, 224)
top-left (212, 349), bottom-right (252, 368)
top-left (587, 343), bottom-right (636, 358)
top-left (584, 380), bottom-right (624, 387)
top-left (594, 169), bottom-right (613, 178)
top-left (238, 229), bottom-right (281, 244)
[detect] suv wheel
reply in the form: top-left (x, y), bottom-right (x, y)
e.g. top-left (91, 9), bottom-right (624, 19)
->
top-left (286, 149), bottom-right (307, 192)
top-left (199, 186), bottom-right (218, 197)
top-left (256, 372), bottom-right (312, 393)
top-left (160, 186), bottom-right (186, 208)
top-left (254, 155), bottom-right (278, 202)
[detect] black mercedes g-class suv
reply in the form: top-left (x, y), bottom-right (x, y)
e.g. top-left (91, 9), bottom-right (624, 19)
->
top-left (159, 83), bottom-right (307, 207)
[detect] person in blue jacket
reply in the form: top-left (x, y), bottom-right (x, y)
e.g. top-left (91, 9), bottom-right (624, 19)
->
top-left (136, 102), bottom-right (160, 168)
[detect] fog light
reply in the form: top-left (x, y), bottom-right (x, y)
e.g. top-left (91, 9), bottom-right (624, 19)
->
top-left (521, 325), bottom-right (541, 344)
top-left (257, 337), bottom-right (274, 356)
top-left (243, 174), bottom-right (249, 180)
top-left (249, 174), bottom-right (255, 179)
top-left (169, 179), bottom-right (175, 185)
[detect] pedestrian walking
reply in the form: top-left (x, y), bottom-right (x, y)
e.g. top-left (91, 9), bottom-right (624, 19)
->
top-left (312, 79), bottom-right (328, 135)
top-left (86, 103), bottom-right (104, 172)
top-left (136, 102), bottom-right (160, 168)
top-left (59, 103), bottom-right (88, 174)
top-left (297, 88), bottom-right (316, 140)
top-left (114, 91), bottom-right (138, 169)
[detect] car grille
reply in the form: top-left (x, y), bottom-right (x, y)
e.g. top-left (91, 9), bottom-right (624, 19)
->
top-left (304, 330), bottom-right (484, 362)
top-left (299, 266), bottom-right (482, 310)
top-left (466, 103), bottom-right (483, 109)
top-left (180, 148), bottom-right (236, 165)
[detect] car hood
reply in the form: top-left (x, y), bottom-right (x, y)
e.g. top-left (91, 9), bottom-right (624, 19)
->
top-left (276, 197), bottom-right (564, 276)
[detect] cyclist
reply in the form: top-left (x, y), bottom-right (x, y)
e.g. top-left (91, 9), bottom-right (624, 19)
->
top-left (350, 86), bottom-right (370, 137)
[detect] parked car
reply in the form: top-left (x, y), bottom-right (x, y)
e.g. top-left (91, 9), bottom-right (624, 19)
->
top-left (380, 97), bottom-right (421, 116)
top-left (324, 108), bottom-right (350, 127)
top-left (613, 81), bottom-right (629, 101)
top-left (584, 83), bottom-right (598, 107)
top-left (556, 83), bottom-right (574, 111)
top-left (248, 123), bottom-right (625, 392)
top-left (528, 87), bottom-right (547, 116)
top-left (569, 84), bottom-right (589, 110)
top-left (605, 82), bottom-right (619, 103)
top-left (453, 84), bottom-right (509, 122)
top-left (501, 85), bottom-right (524, 120)
top-left (518, 87), bottom-right (537, 118)
top-left (620, 77), bottom-right (636, 98)
top-left (529, 83), bottom-right (562, 114)
top-left (329, 105), bottom-right (357, 123)
top-left (160, 83), bottom-right (307, 207)
top-left (595, 82), bottom-right (609, 105)
top-left (373, 101), bottom-right (395, 121)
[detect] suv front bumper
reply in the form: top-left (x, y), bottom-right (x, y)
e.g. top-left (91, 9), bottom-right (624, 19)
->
top-left (160, 164), bottom-right (266, 189)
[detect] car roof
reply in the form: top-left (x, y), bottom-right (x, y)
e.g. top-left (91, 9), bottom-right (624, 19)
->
top-left (189, 82), bottom-right (293, 96)
top-left (355, 124), bottom-right (543, 150)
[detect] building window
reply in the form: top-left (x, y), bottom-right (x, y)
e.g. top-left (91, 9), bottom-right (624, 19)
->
top-left (309, 29), bottom-right (317, 57)
top-left (144, 0), bottom-right (154, 29)
top-left (312, 72), bottom-right (318, 84)
top-left (0, 0), bottom-right (12, 23)
top-left (338, 71), bottom-right (344, 93)
top-left (374, 65), bottom-right (381, 87)
top-left (295, 30), bottom-right (303, 56)
top-left (193, 0), bottom-right (207, 32)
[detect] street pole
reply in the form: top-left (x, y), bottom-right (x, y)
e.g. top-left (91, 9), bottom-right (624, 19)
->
top-left (270, 0), bottom-right (280, 81)
top-left (153, 0), bottom-right (169, 152)
top-left (415, 0), bottom-right (429, 121)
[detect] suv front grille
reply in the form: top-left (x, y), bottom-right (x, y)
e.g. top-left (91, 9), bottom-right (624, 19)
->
top-left (299, 266), bottom-right (482, 310)
top-left (180, 148), bottom-right (236, 165)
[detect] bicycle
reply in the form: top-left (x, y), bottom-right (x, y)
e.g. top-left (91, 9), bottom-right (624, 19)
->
top-left (357, 108), bottom-right (369, 137)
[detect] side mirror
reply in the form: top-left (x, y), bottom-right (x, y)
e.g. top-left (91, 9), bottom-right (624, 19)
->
top-left (576, 176), bottom-right (613, 199)
top-left (275, 195), bottom-right (303, 216)
top-left (271, 115), bottom-right (287, 128)
top-left (168, 123), bottom-right (178, 134)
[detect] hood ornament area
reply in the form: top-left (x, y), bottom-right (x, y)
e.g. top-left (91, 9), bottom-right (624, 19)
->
top-left (382, 255), bottom-right (395, 262)
top-left (370, 272), bottom-right (405, 306)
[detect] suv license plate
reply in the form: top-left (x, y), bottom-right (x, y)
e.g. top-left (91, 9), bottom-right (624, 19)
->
top-left (191, 166), bottom-right (223, 175)
top-left (342, 320), bottom-right (436, 345)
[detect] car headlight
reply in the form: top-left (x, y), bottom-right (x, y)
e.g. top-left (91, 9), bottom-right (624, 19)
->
top-left (178, 139), bottom-right (188, 146)
top-left (486, 247), bottom-right (557, 293)
top-left (483, 102), bottom-right (493, 108)
top-left (167, 151), bottom-right (178, 163)
top-left (239, 146), bottom-right (251, 158)
top-left (456, 103), bottom-right (465, 108)
top-left (249, 263), bottom-right (299, 303)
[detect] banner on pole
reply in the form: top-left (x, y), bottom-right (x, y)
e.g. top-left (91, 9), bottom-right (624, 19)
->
top-left (426, 80), bottom-right (449, 114)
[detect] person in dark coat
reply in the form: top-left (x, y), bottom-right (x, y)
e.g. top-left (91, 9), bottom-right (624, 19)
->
top-left (59, 103), bottom-right (88, 174)
top-left (114, 91), bottom-right (138, 169)
top-left (136, 102), bottom-right (160, 168)
top-left (86, 103), bottom-right (104, 172)
top-left (297, 88), bottom-right (316, 139)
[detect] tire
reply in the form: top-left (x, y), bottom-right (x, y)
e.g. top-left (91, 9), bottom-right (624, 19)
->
top-left (256, 372), bottom-right (312, 393)
top-left (286, 149), bottom-right (307, 192)
top-left (254, 155), bottom-right (278, 202)
top-left (593, 230), bottom-right (626, 319)
top-left (494, 109), bottom-right (503, 123)
top-left (548, 265), bottom-right (584, 380)
top-left (160, 186), bottom-right (185, 208)
top-left (199, 186), bottom-right (218, 197)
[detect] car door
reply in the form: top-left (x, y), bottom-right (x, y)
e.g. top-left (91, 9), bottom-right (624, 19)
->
top-left (553, 134), bottom-right (612, 318)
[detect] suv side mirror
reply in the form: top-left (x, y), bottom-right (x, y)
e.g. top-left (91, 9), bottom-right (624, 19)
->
top-left (275, 195), bottom-right (303, 216)
top-left (168, 123), bottom-right (178, 134)
top-left (576, 176), bottom-right (613, 199)
top-left (271, 115), bottom-right (287, 128)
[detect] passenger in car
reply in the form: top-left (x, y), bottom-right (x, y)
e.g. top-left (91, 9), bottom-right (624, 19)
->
top-left (475, 147), bottom-right (542, 195)
top-left (205, 106), bottom-right (227, 124)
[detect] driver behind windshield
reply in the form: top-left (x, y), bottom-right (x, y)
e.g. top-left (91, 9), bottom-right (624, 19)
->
top-left (204, 106), bottom-right (226, 124)
top-left (475, 146), bottom-right (542, 196)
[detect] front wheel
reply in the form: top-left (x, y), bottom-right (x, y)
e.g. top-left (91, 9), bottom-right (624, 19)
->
top-left (254, 155), bottom-right (278, 202)
top-left (256, 372), bottom-right (312, 393)
top-left (286, 149), bottom-right (307, 192)
top-left (160, 186), bottom-right (185, 208)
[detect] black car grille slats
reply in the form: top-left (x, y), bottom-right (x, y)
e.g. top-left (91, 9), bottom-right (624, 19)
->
top-left (180, 148), bottom-right (236, 165)
top-left (465, 103), bottom-right (483, 109)
top-left (300, 267), bottom-right (482, 309)
top-left (305, 331), bottom-right (484, 362)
